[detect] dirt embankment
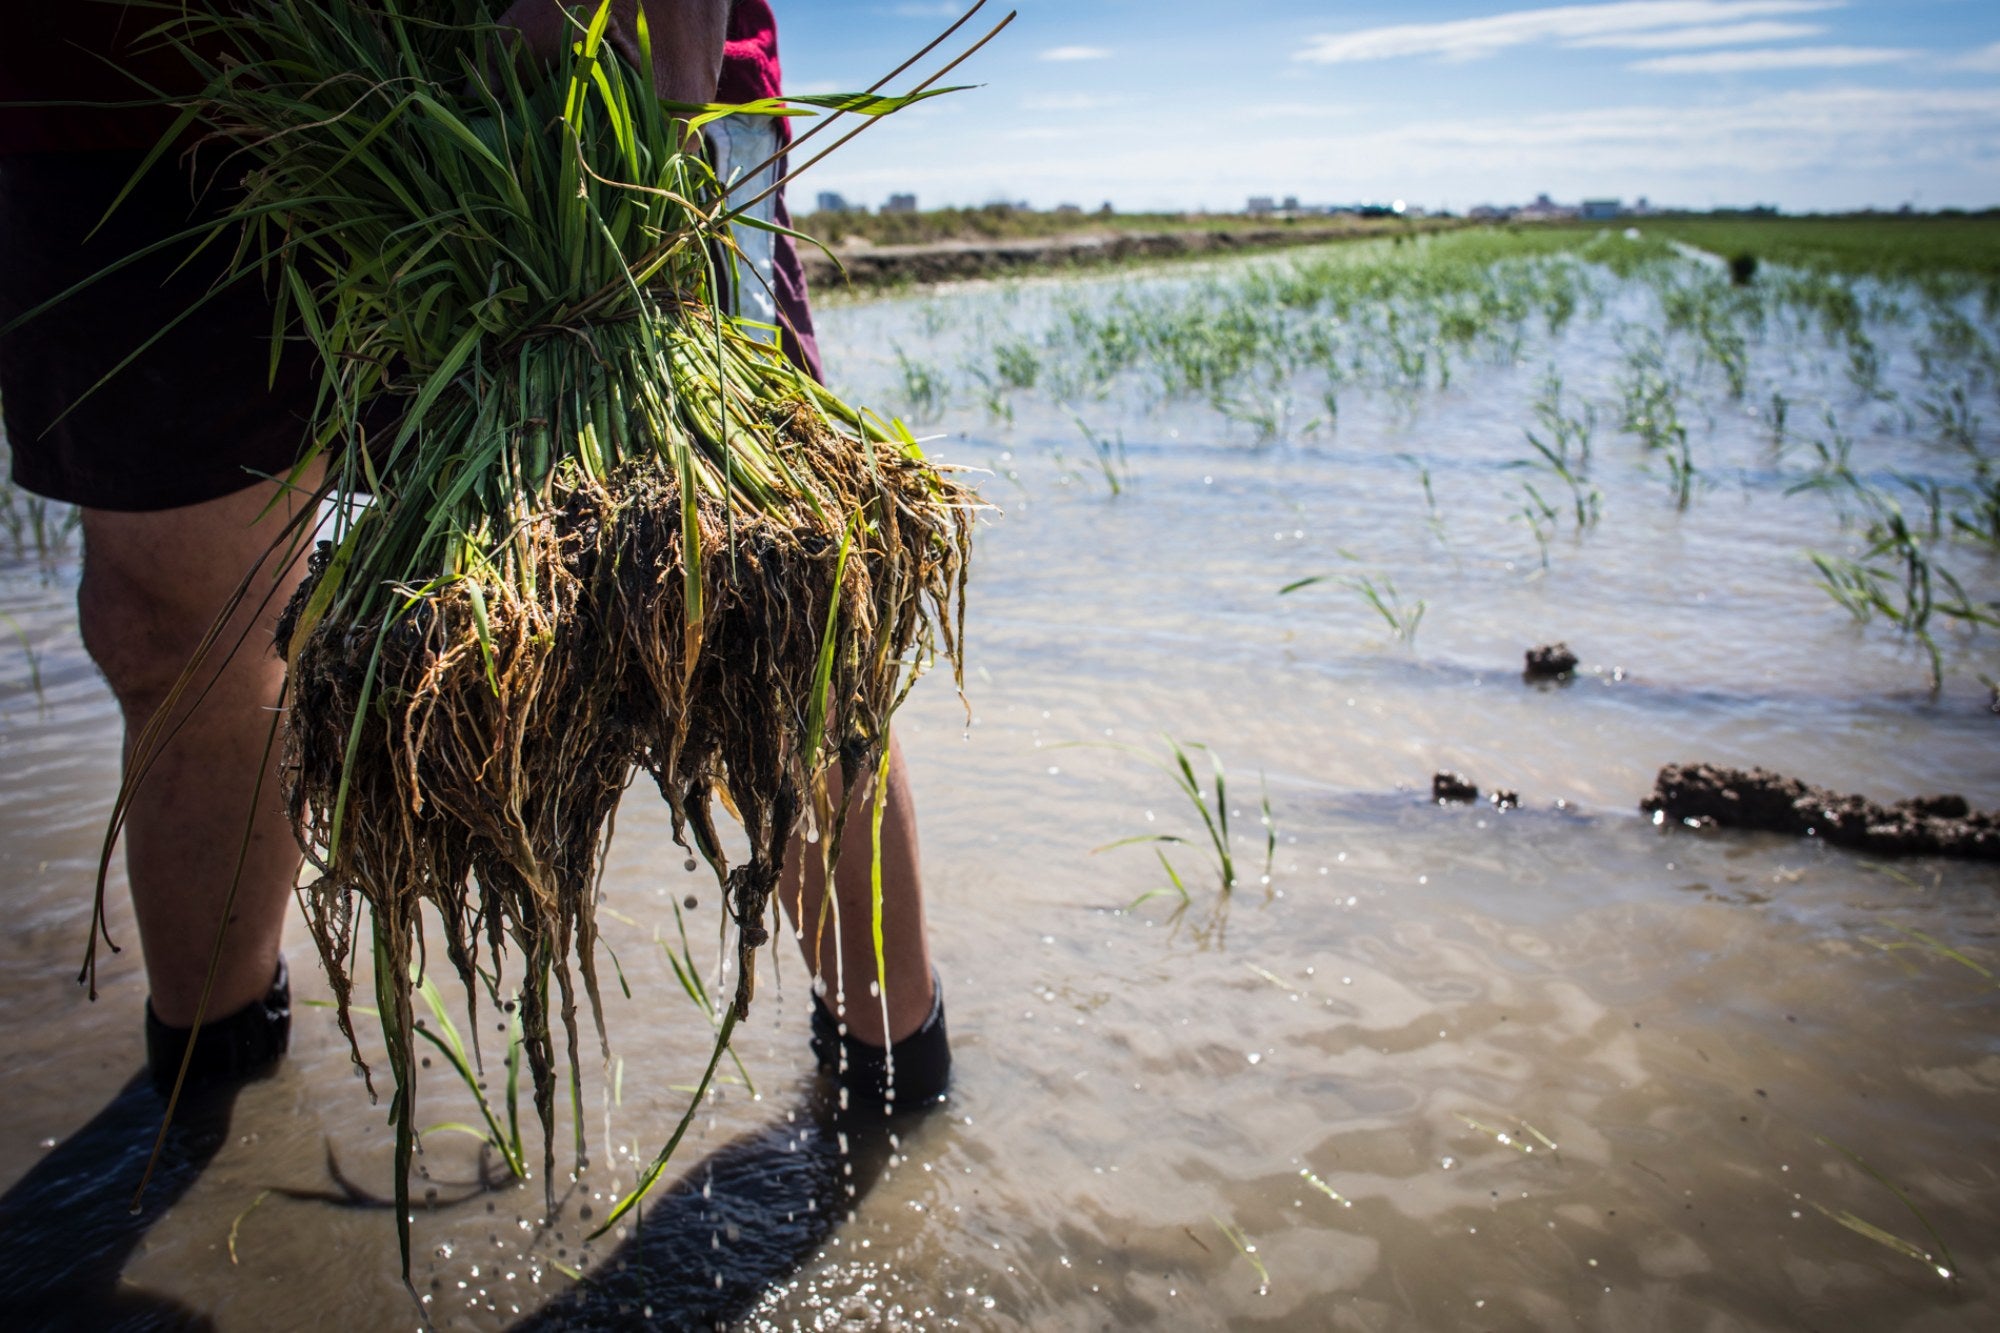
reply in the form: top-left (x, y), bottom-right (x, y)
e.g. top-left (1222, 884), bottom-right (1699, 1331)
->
top-left (1643, 763), bottom-right (2000, 860)
top-left (799, 223), bottom-right (1443, 288)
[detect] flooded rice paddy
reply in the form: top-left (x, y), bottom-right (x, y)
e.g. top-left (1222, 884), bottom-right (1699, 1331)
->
top-left (2, 229), bottom-right (1998, 1329)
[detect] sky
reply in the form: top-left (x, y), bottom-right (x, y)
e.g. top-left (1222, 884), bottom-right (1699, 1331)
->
top-left (773, 1), bottom-right (2000, 214)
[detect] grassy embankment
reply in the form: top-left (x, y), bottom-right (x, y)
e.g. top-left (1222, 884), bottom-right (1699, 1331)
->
top-left (796, 202), bottom-right (1431, 248)
top-left (1625, 213), bottom-right (2000, 285)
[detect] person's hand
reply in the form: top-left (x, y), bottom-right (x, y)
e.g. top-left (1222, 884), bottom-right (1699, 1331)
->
top-left (493, 1), bottom-right (726, 105)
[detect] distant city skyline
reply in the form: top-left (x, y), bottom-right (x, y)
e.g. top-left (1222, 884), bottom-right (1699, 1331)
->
top-left (776, 1), bottom-right (2000, 215)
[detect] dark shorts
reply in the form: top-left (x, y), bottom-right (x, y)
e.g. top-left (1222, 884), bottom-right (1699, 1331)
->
top-left (2, 148), bottom-right (822, 514)
top-left (0, 150), bottom-right (324, 512)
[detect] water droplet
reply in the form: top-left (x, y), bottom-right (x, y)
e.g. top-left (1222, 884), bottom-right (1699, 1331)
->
top-left (1246, 1052), bottom-right (1262, 1065)
top-left (683, 858), bottom-right (697, 872)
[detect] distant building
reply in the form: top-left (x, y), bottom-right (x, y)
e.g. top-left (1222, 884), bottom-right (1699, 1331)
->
top-left (1246, 195), bottom-right (1275, 215)
top-left (1280, 195), bottom-right (1300, 212)
top-left (1054, 202), bottom-right (1082, 215)
top-left (1580, 198), bottom-right (1621, 220)
top-left (882, 193), bottom-right (918, 214)
top-left (814, 191), bottom-right (852, 214)
top-left (1516, 192), bottom-right (1577, 222)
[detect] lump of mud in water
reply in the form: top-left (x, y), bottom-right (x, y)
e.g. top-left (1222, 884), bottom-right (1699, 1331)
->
top-left (1523, 642), bottom-right (1578, 681)
top-left (1641, 763), bottom-right (2000, 861)
top-left (1432, 771), bottom-right (1479, 804)
top-left (1489, 790), bottom-right (1520, 810)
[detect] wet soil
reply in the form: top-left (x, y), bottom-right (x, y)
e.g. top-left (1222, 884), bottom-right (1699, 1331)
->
top-left (1523, 641), bottom-right (1579, 679)
top-left (1643, 762), bottom-right (2000, 859)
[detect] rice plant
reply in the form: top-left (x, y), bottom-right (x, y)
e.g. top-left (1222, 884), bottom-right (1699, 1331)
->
top-left (1513, 482), bottom-right (1559, 569)
top-left (1918, 385), bottom-right (1980, 452)
top-left (0, 475), bottom-right (79, 564)
top-left (992, 337), bottom-right (1041, 389)
top-left (1806, 480), bottom-right (1998, 689)
top-left (1809, 1134), bottom-right (1958, 1285)
top-left (32, 0), bottom-right (997, 1267)
top-left (1094, 736), bottom-right (1268, 897)
top-left (412, 972), bottom-right (527, 1181)
top-left (1211, 1214), bottom-right (1269, 1291)
top-left (1397, 452), bottom-right (1447, 545)
top-left (1067, 413), bottom-right (1127, 495)
top-left (1, 609), bottom-right (43, 702)
top-left (1530, 365), bottom-right (1595, 467)
top-left (660, 902), bottom-right (756, 1093)
top-left (893, 344), bottom-right (949, 419)
top-left (1281, 566), bottom-right (1425, 642)
top-left (1518, 434), bottom-right (1601, 531)
top-left (1767, 390), bottom-right (1791, 448)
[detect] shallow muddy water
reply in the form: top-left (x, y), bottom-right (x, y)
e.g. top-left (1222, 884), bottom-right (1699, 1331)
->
top-left (3, 234), bottom-right (1998, 1330)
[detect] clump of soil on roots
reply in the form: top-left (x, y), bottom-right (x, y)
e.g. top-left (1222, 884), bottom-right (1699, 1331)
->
top-left (277, 445), bottom-right (969, 1199)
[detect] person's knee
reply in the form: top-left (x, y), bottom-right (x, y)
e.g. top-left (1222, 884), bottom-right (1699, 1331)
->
top-left (77, 555), bottom-right (213, 718)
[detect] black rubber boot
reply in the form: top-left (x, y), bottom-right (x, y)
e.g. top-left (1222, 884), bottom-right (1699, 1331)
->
top-left (809, 972), bottom-right (950, 1118)
top-left (144, 955), bottom-right (292, 1097)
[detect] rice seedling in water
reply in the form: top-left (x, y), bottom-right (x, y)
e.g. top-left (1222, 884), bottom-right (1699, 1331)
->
top-left (1799, 460), bottom-right (1998, 688)
top-left (1299, 1165), bottom-right (1352, 1209)
top-left (1511, 431), bottom-right (1601, 534)
top-left (1211, 1214), bottom-right (1269, 1290)
top-left (1456, 1112), bottom-right (1559, 1156)
top-left (893, 345), bottom-right (949, 419)
top-left (992, 337), bottom-right (1041, 389)
top-left (1918, 385), bottom-right (1980, 453)
top-left (0, 473), bottom-right (80, 565)
top-left (1767, 390), bottom-right (1791, 447)
top-left (1530, 365), bottom-right (1595, 467)
top-left (0, 609), bottom-right (43, 703)
top-left (1093, 736), bottom-right (1265, 897)
top-left (1396, 453), bottom-right (1448, 545)
top-left (1861, 920), bottom-right (1995, 986)
top-left (1281, 566), bottom-right (1425, 642)
top-left (1067, 413), bottom-right (1128, 495)
top-left (43, 1), bottom-right (992, 1266)
top-left (1809, 1134), bottom-right (1958, 1285)
top-left (1513, 482), bottom-right (1559, 570)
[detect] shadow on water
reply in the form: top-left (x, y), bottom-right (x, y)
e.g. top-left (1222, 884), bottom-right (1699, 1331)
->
top-left (513, 1081), bottom-right (926, 1333)
top-left (0, 1063), bottom-right (929, 1332)
top-left (0, 1073), bottom-right (228, 1332)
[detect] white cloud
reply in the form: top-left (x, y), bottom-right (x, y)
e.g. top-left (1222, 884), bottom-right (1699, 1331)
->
top-left (1021, 93), bottom-right (1126, 112)
top-left (1947, 41), bottom-right (2000, 73)
top-left (1040, 45), bottom-right (1112, 62)
top-left (1240, 102), bottom-right (1365, 121)
top-left (1634, 44), bottom-right (1915, 72)
top-left (1296, 1), bottom-right (1840, 65)
top-left (805, 84), bottom-right (2000, 213)
top-left (1566, 20), bottom-right (1823, 49)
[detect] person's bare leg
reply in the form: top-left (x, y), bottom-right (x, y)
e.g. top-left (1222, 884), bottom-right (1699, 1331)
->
top-left (777, 736), bottom-right (936, 1048)
top-left (77, 470), bottom-right (321, 1027)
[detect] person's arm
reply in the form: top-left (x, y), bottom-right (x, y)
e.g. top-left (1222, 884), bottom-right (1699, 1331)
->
top-left (496, 1), bottom-right (730, 104)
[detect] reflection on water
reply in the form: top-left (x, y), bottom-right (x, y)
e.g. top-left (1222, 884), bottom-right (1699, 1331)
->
top-left (2, 237), bottom-right (1998, 1328)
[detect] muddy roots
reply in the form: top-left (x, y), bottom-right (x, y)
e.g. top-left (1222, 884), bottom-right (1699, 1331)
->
top-left (277, 438), bottom-right (971, 1204)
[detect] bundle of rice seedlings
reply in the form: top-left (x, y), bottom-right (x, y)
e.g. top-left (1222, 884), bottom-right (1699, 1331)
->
top-left (122, 0), bottom-right (984, 1264)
